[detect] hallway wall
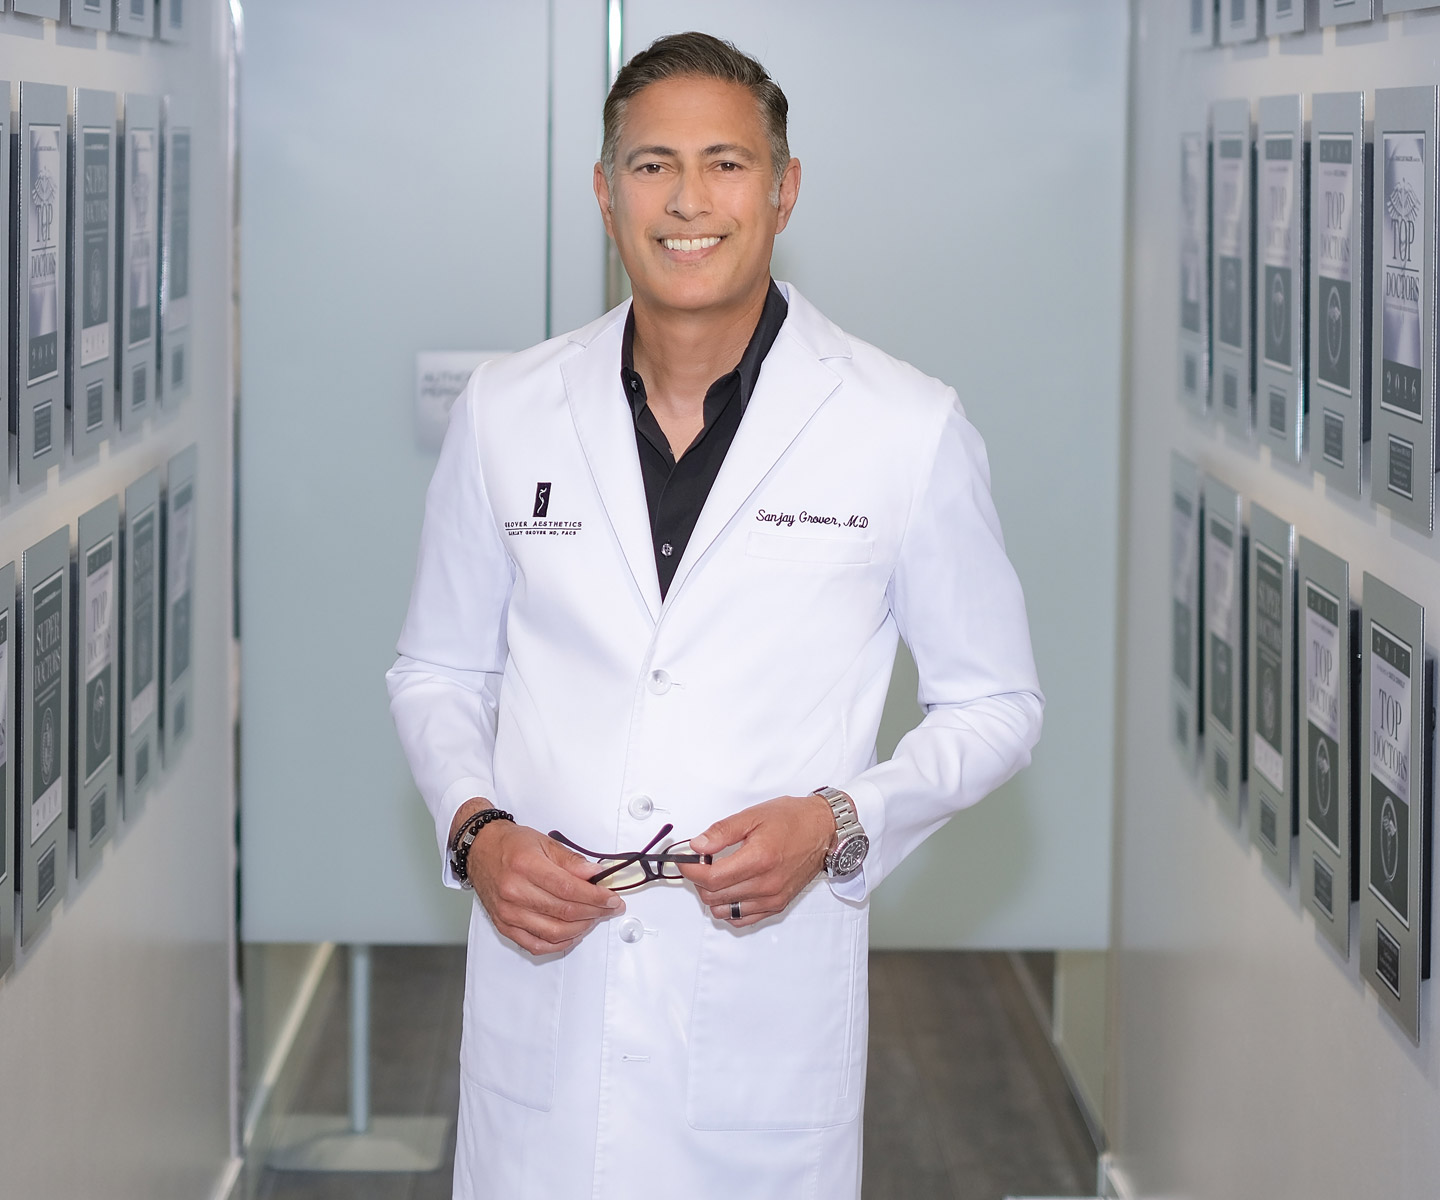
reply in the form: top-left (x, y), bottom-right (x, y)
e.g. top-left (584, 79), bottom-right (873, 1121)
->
top-left (0, 6), bottom-right (239, 1198)
top-left (1113, 6), bottom-right (1440, 1196)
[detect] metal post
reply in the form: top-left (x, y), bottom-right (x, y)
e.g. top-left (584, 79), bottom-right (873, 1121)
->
top-left (349, 944), bottom-right (371, 1135)
top-left (268, 940), bottom-right (449, 1172)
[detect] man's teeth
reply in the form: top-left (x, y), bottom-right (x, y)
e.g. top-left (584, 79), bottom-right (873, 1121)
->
top-left (662, 237), bottom-right (722, 251)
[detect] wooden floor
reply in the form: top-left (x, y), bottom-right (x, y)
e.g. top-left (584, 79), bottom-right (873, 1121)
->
top-left (253, 947), bottom-right (1097, 1200)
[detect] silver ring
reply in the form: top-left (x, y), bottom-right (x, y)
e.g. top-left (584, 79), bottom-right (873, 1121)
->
top-left (730, 901), bottom-right (742, 921)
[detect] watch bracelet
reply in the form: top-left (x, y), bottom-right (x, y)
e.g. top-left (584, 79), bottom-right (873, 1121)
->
top-left (815, 786), bottom-right (865, 876)
top-left (451, 807), bottom-right (515, 887)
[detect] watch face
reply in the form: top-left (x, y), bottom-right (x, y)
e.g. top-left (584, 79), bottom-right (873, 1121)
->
top-left (833, 833), bottom-right (869, 877)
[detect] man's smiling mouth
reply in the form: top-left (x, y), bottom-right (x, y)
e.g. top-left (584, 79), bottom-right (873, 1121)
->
top-left (660, 236), bottom-right (723, 251)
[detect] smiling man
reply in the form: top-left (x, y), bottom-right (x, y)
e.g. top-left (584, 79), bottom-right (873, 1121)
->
top-left (388, 31), bottom-right (1043, 1200)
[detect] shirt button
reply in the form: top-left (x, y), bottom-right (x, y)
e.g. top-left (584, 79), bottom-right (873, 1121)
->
top-left (660, 543), bottom-right (674, 557)
top-left (619, 918), bottom-right (644, 944)
top-left (628, 795), bottom-right (655, 819)
top-left (648, 669), bottom-right (671, 694)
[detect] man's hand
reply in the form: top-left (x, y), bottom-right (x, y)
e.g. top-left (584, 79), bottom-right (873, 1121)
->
top-left (451, 801), bottom-right (624, 955)
top-left (678, 794), bottom-right (835, 928)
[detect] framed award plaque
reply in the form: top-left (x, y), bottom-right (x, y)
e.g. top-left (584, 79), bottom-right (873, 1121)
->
top-left (1310, 92), bottom-right (1369, 499)
top-left (1372, 87), bottom-right (1439, 533)
top-left (1248, 504), bottom-right (1297, 882)
top-left (1182, 0), bottom-right (1216, 47)
top-left (68, 0), bottom-right (114, 30)
top-left (162, 447), bottom-right (196, 764)
top-left (1172, 454), bottom-right (1204, 767)
top-left (1320, 0), bottom-right (1373, 20)
top-left (1204, 476), bottom-right (1247, 823)
top-left (1265, 0), bottom-right (1306, 32)
top-left (1257, 95), bottom-right (1307, 465)
top-left (1219, 0), bottom-right (1262, 42)
top-left (73, 499), bottom-right (119, 882)
top-left (18, 82), bottom-right (68, 490)
top-left (159, 0), bottom-right (184, 41)
top-left (122, 470), bottom-right (162, 818)
top-left (19, 529), bottom-right (70, 947)
top-left (118, 94), bottom-right (160, 433)
top-left (1212, 100), bottom-right (1255, 440)
top-left (1180, 124), bottom-right (1211, 415)
top-left (160, 98), bottom-right (192, 407)
top-left (0, 563), bottom-right (16, 983)
top-left (0, 82), bottom-right (11, 506)
top-left (1359, 574), bottom-right (1433, 1043)
top-left (115, 0), bottom-right (154, 37)
top-left (1298, 540), bottom-right (1359, 958)
top-left (70, 88), bottom-right (117, 462)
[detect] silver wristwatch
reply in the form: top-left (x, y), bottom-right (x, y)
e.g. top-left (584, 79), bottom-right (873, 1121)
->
top-left (815, 787), bottom-right (869, 879)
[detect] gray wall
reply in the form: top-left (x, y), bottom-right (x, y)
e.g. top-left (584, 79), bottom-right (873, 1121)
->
top-left (241, 0), bottom-right (1129, 951)
top-left (1112, 7), bottom-right (1440, 1196)
top-left (0, 6), bottom-right (238, 1198)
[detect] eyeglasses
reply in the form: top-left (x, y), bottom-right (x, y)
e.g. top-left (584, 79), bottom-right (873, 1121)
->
top-left (547, 823), bottom-right (711, 892)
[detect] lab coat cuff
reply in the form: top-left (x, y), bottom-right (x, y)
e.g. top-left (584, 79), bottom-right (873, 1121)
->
top-left (826, 777), bottom-right (886, 903)
top-left (436, 776), bottom-right (494, 890)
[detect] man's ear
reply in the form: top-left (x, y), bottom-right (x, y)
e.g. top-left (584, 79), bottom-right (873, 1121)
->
top-left (774, 158), bottom-right (801, 234)
top-left (594, 162), bottom-right (617, 239)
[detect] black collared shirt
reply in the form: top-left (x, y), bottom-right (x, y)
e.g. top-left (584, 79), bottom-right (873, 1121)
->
top-left (621, 280), bottom-right (789, 598)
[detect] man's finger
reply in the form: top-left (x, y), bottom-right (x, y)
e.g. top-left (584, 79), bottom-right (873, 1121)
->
top-left (517, 877), bottom-right (622, 924)
top-left (526, 849), bottom-right (626, 912)
top-left (679, 838), bottom-right (774, 893)
top-left (688, 807), bottom-right (762, 855)
top-left (708, 900), bottom-right (783, 927)
top-left (500, 904), bottom-right (598, 947)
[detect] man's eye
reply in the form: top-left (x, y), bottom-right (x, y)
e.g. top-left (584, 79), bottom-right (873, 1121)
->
top-left (639, 162), bottom-right (665, 174)
top-left (716, 161), bottom-right (741, 171)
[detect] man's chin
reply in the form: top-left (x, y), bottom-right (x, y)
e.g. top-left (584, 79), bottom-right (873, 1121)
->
top-left (627, 272), bottom-right (767, 317)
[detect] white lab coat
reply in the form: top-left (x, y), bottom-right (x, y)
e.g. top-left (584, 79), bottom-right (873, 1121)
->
top-left (387, 284), bottom-right (1043, 1199)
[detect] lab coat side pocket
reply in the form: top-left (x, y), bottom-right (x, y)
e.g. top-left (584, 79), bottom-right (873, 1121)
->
top-left (462, 907), bottom-right (567, 1112)
top-left (685, 903), bottom-right (865, 1131)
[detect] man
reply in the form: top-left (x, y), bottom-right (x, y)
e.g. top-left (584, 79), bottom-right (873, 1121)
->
top-left (388, 31), bottom-right (1042, 1199)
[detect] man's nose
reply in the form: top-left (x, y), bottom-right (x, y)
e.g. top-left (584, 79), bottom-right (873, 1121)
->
top-left (666, 166), bottom-right (711, 221)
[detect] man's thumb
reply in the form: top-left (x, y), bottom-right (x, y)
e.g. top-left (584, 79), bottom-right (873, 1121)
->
top-left (690, 814), bottom-right (746, 854)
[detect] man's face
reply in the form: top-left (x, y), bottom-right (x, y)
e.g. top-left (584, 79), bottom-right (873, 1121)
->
top-left (595, 75), bottom-right (800, 318)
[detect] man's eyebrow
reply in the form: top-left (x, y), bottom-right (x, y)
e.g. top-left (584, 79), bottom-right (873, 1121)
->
top-left (625, 144), bottom-right (678, 165)
top-left (702, 143), bottom-right (760, 162)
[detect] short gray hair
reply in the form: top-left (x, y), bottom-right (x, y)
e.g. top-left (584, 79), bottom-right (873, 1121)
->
top-left (601, 32), bottom-right (790, 200)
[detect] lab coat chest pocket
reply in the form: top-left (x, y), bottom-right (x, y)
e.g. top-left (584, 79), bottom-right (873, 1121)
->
top-left (463, 909), bottom-right (566, 1111)
top-left (686, 904), bottom-right (866, 1131)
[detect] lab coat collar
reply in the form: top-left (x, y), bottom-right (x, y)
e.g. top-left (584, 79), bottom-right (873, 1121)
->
top-left (560, 284), bottom-right (852, 622)
top-left (561, 305), bottom-right (664, 620)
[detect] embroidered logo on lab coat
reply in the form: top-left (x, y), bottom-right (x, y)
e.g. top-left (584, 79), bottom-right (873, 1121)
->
top-left (506, 482), bottom-right (583, 538)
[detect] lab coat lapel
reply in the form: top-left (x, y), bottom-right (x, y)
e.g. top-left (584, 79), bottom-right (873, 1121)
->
top-left (666, 289), bottom-right (851, 601)
top-left (561, 306), bottom-right (663, 622)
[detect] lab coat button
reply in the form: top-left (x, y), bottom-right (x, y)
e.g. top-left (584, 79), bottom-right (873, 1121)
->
top-left (618, 917), bottom-right (644, 944)
top-left (628, 795), bottom-right (654, 819)
top-left (648, 669), bottom-right (672, 694)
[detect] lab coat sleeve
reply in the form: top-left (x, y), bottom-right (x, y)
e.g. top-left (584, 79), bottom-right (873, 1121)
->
top-left (834, 394), bottom-right (1044, 901)
top-left (386, 370), bottom-right (515, 889)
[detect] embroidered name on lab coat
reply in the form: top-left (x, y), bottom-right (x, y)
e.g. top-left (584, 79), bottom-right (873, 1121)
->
top-left (755, 507), bottom-right (870, 530)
